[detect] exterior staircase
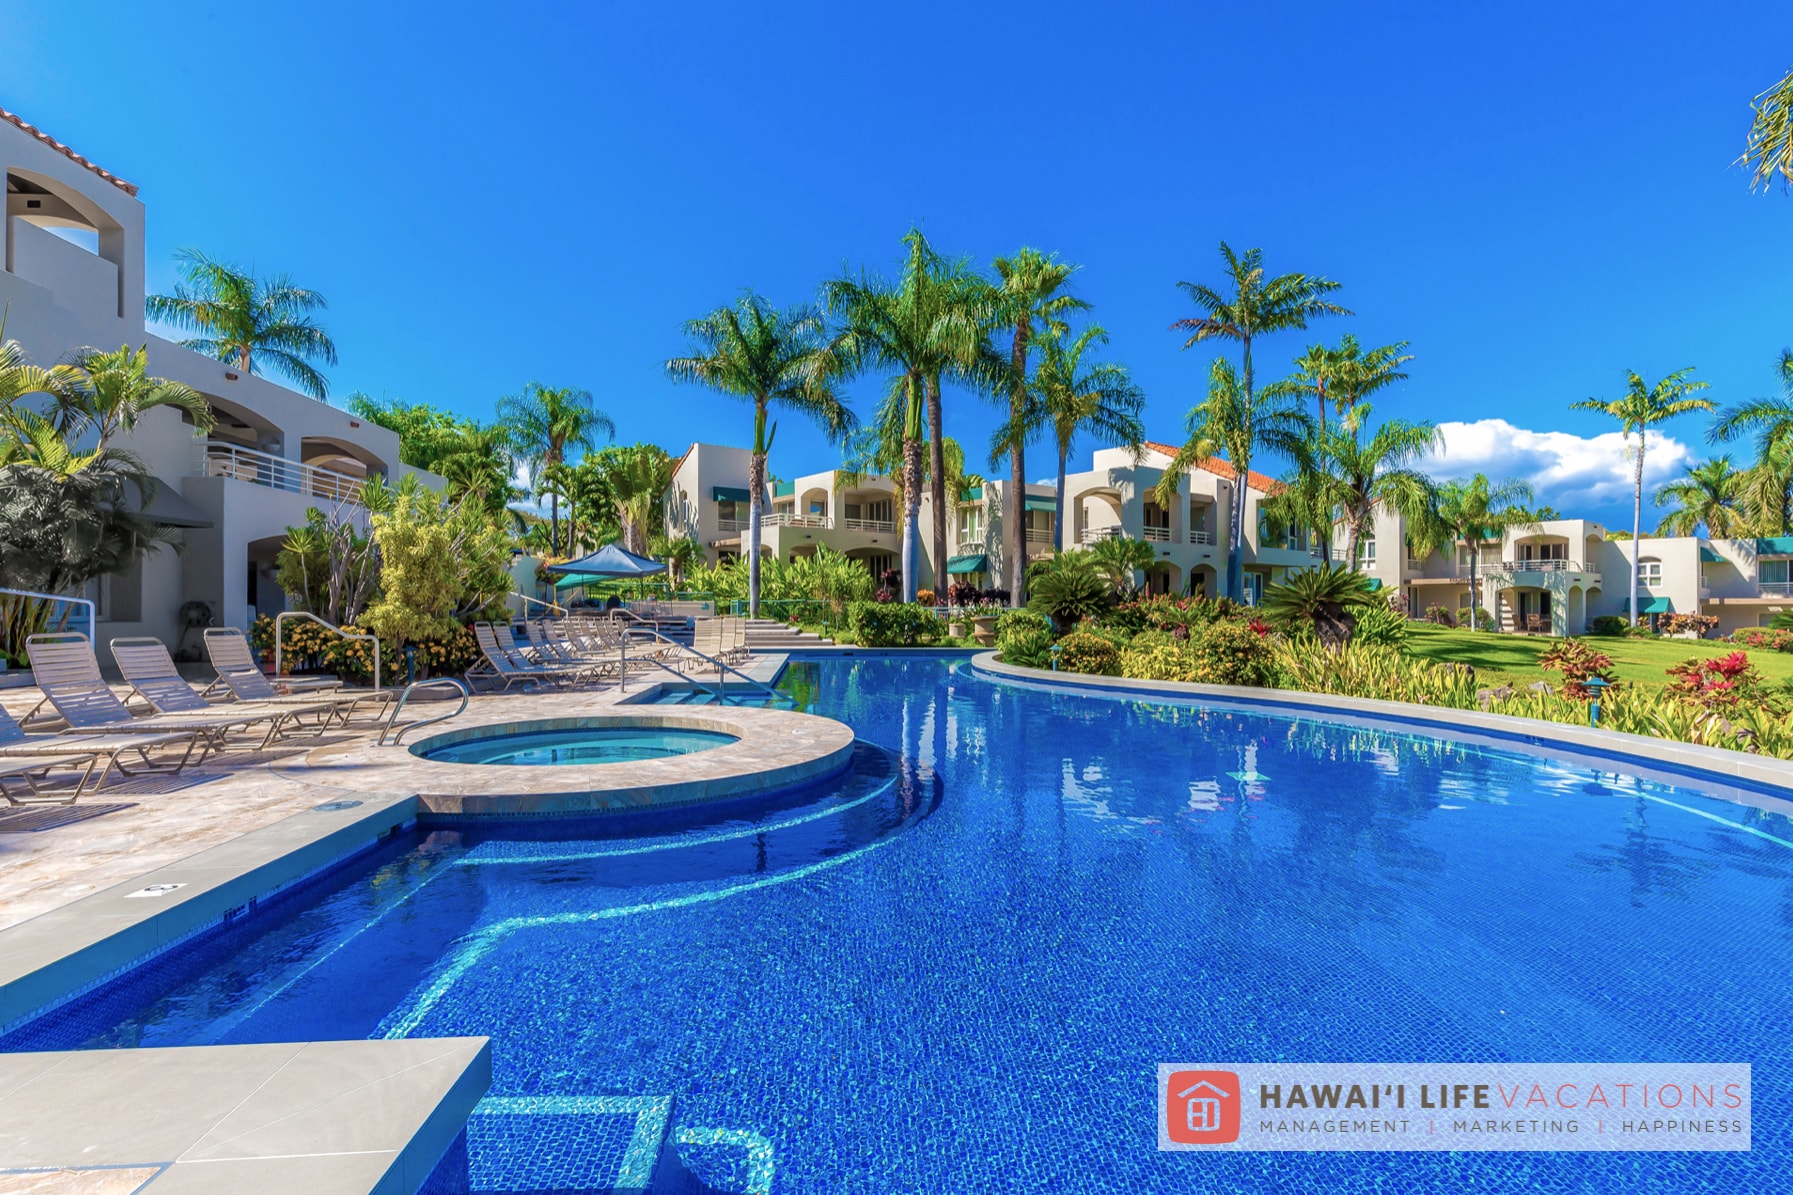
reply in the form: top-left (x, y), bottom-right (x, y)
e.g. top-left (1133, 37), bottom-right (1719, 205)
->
top-left (742, 618), bottom-right (834, 648)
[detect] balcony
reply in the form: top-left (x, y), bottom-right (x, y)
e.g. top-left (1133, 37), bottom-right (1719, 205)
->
top-left (841, 517), bottom-right (896, 533)
top-left (1079, 525), bottom-right (1125, 544)
top-left (1498, 559), bottom-right (1583, 573)
top-left (717, 513), bottom-right (834, 533)
top-left (1761, 581), bottom-right (1793, 598)
top-left (1142, 526), bottom-right (1172, 543)
top-left (1025, 527), bottom-right (1055, 545)
top-left (199, 443), bottom-right (366, 505)
top-left (1189, 530), bottom-right (1215, 545)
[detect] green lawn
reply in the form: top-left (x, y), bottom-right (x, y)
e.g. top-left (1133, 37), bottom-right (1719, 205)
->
top-left (1403, 623), bottom-right (1793, 690)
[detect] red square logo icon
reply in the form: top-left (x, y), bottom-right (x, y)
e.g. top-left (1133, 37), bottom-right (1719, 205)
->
top-left (1165, 1069), bottom-right (1241, 1144)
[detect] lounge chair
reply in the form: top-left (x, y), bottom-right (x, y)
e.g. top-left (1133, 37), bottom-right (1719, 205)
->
top-left (465, 624), bottom-right (584, 692)
top-left (25, 635), bottom-right (324, 757)
top-left (522, 620), bottom-right (623, 680)
top-left (495, 623), bottom-right (611, 685)
top-left (201, 627), bottom-right (398, 722)
top-left (198, 626), bottom-right (343, 698)
top-left (0, 704), bottom-right (198, 803)
top-left (111, 638), bottom-right (342, 742)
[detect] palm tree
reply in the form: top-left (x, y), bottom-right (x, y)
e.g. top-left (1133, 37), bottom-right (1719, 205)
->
top-left (435, 424), bottom-right (519, 519)
top-left (593, 443), bottom-right (674, 555)
top-left (827, 234), bottom-right (979, 602)
top-left (666, 293), bottom-right (853, 615)
top-left (1740, 65), bottom-right (1793, 192)
top-left (145, 249), bottom-right (338, 399)
top-left (1260, 561), bottom-right (1380, 650)
top-left (0, 326), bottom-right (83, 426)
top-left (1572, 368), bottom-right (1714, 627)
top-left (1710, 351), bottom-right (1793, 533)
top-left (1021, 325), bottom-right (1146, 552)
top-left (1171, 242), bottom-right (1349, 600)
top-left (1308, 408), bottom-right (1441, 569)
top-left (990, 247), bottom-right (1087, 606)
top-left (1152, 359), bottom-right (1313, 600)
top-left (58, 344), bottom-right (215, 451)
top-left (1292, 335), bottom-right (1411, 443)
top-left (1655, 457), bottom-right (1748, 537)
top-left (1086, 534), bottom-right (1157, 593)
top-left (1413, 474), bottom-right (1536, 630)
top-left (496, 382), bottom-right (614, 557)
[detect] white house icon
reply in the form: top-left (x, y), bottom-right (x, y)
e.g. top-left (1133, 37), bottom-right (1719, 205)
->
top-left (1177, 1080), bottom-right (1231, 1133)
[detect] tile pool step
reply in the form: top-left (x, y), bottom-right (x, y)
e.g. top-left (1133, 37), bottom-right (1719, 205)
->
top-left (467, 1094), bottom-right (729, 1194)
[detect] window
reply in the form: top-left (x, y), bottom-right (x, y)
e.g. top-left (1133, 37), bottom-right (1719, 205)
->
top-left (1458, 591), bottom-right (1472, 610)
top-left (1357, 535), bottom-right (1376, 564)
top-left (960, 508), bottom-right (983, 541)
top-left (1638, 559), bottom-right (1662, 585)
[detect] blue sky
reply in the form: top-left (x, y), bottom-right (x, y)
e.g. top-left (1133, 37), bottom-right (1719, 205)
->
top-left (9, 1), bottom-right (1793, 528)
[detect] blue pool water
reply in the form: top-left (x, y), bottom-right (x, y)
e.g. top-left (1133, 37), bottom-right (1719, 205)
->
top-left (8, 657), bottom-right (1793, 1193)
top-left (418, 724), bottom-right (738, 765)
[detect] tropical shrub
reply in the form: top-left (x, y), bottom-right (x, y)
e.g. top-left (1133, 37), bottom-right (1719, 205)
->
top-left (1119, 640), bottom-right (1198, 682)
top-left (1660, 613), bottom-right (1719, 638)
top-left (1424, 604), bottom-right (1454, 626)
top-left (997, 626), bottom-right (1055, 668)
top-left (1259, 562), bottom-right (1380, 649)
top-left (1026, 553), bottom-right (1111, 632)
top-left (1350, 602), bottom-right (1409, 650)
top-left (1732, 627), bottom-right (1793, 652)
top-left (1053, 630), bottom-right (1120, 676)
top-left (847, 601), bottom-right (944, 647)
top-left (946, 580), bottom-right (982, 608)
top-left (1664, 652), bottom-right (1764, 711)
top-left (1086, 535), bottom-right (1157, 593)
top-left (1186, 619), bottom-right (1278, 687)
top-left (1589, 615), bottom-right (1628, 636)
top-left (1538, 639), bottom-right (1618, 700)
top-left (1275, 642), bottom-right (1478, 707)
top-left (915, 588), bottom-right (935, 606)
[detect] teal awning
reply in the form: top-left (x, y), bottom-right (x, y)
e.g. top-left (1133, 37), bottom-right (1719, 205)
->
top-left (712, 486), bottom-right (750, 504)
top-left (1700, 546), bottom-right (1725, 564)
top-left (946, 554), bottom-right (988, 575)
top-left (1364, 578), bottom-right (1382, 591)
top-left (772, 480), bottom-right (794, 498)
top-left (1024, 495), bottom-right (1056, 513)
top-left (1758, 537), bottom-right (1793, 557)
top-left (960, 485), bottom-right (983, 501)
top-left (1622, 596), bottom-right (1672, 614)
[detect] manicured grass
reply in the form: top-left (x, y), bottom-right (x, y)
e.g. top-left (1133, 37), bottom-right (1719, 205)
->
top-left (1403, 623), bottom-right (1793, 690)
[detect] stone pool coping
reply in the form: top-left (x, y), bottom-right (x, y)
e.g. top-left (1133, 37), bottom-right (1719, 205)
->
top-left (972, 653), bottom-right (1793, 817)
top-left (274, 704), bottom-right (856, 817)
top-left (0, 1037), bottom-right (489, 1194)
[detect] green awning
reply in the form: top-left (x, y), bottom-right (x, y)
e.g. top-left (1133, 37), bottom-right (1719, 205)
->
top-left (1700, 546), bottom-right (1725, 564)
top-left (1024, 495), bottom-right (1057, 513)
top-left (1622, 596), bottom-right (1673, 614)
top-left (712, 486), bottom-right (750, 503)
top-left (772, 480), bottom-right (794, 498)
top-left (1758, 537), bottom-right (1793, 556)
top-left (946, 554), bottom-right (988, 575)
top-left (1364, 578), bottom-right (1382, 592)
top-left (960, 485), bottom-right (983, 501)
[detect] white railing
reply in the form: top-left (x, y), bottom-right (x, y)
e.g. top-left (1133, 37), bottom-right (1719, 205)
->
top-left (1500, 559), bottom-right (1583, 573)
top-left (201, 442), bottom-right (367, 505)
top-left (1142, 526), bottom-right (1171, 543)
top-left (1079, 525), bottom-right (1125, 544)
top-left (842, 518), bottom-right (896, 533)
top-left (1762, 581), bottom-right (1793, 597)
top-left (1025, 527), bottom-right (1055, 544)
top-left (1189, 530), bottom-right (1214, 545)
top-left (763, 512), bottom-right (831, 529)
top-left (717, 518), bottom-right (747, 533)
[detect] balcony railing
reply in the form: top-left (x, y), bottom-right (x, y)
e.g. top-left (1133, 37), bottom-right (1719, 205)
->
top-left (1189, 530), bottom-right (1215, 545)
top-left (841, 517), bottom-right (896, 533)
top-left (1079, 525), bottom-right (1125, 544)
top-left (200, 443), bottom-right (367, 505)
top-left (1761, 581), bottom-right (1793, 597)
top-left (1025, 527), bottom-right (1055, 544)
top-left (1499, 559), bottom-right (1583, 573)
top-left (1142, 526), bottom-right (1172, 543)
top-left (717, 513), bottom-right (835, 533)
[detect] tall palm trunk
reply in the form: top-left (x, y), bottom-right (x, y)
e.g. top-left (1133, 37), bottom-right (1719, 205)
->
top-left (748, 404), bottom-right (767, 618)
top-left (1227, 334), bottom-right (1253, 603)
top-left (901, 441), bottom-right (922, 604)
top-left (1054, 438), bottom-right (1070, 554)
top-left (1467, 546), bottom-right (1481, 630)
top-left (1630, 431), bottom-right (1644, 628)
top-left (927, 373), bottom-right (946, 596)
top-left (1007, 320), bottom-right (1030, 606)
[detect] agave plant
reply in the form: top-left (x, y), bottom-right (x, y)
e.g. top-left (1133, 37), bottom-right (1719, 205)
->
top-left (1259, 562), bottom-right (1380, 650)
top-left (1025, 552), bottom-right (1111, 633)
top-left (1085, 534), bottom-right (1157, 594)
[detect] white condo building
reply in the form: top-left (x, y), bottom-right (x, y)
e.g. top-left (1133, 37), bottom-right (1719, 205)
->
top-left (2, 108), bottom-right (439, 657)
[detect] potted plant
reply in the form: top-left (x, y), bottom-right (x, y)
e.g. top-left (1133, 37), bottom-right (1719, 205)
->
top-left (946, 581), bottom-right (978, 638)
top-left (971, 589), bottom-right (1001, 645)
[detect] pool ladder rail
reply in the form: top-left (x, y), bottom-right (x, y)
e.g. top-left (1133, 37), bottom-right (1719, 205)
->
top-left (376, 677), bottom-right (470, 746)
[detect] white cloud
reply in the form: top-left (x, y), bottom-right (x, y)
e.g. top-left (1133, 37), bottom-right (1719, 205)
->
top-left (1422, 419), bottom-right (1697, 510)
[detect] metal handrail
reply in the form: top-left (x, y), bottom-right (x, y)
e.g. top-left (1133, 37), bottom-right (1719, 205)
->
top-left (0, 586), bottom-right (96, 644)
top-left (273, 611), bottom-right (381, 689)
top-left (378, 677), bottom-right (470, 746)
top-left (604, 610), bottom-right (785, 703)
top-left (200, 442), bottom-right (367, 505)
top-left (511, 591), bottom-right (567, 616)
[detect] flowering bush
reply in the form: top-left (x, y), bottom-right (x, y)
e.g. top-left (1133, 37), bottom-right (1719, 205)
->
top-left (1187, 619), bottom-right (1278, 687)
top-left (946, 580), bottom-right (984, 609)
top-left (1730, 627), bottom-right (1793, 652)
top-left (915, 588), bottom-right (936, 607)
top-left (1661, 613), bottom-right (1719, 638)
top-left (1665, 652), bottom-right (1764, 711)
top-left (848, 601), bottom-right (944, 647)
top-left (1053, 630), bottom-right (1120, 676)
top-left (1538, 639), bottom-right (1618, 700)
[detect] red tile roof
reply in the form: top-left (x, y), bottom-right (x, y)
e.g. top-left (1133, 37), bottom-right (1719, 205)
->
top-left (1, 107), bottom-right (138, 197)
top-left (1142, 440), bottom-right (1282, 493)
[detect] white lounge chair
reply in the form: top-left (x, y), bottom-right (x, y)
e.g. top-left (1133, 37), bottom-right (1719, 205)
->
top-left (0, 704), bottom-right (198, 803)
top-left (201, 627), bottom-right (398, 722)
top-left (199, 626), bottom-right (343, 698)
top-left (465, 624), bottom-right (583, 692)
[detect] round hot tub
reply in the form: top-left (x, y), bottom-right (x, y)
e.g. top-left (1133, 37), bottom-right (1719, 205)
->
top-left (415, 723), bottom-right (739, 766)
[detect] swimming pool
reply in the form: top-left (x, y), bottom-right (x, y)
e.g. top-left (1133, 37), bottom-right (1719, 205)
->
top-left (8, 656), bottom-right (1792, 1193)
top-left (416, 723), bottom-right (739, 766)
